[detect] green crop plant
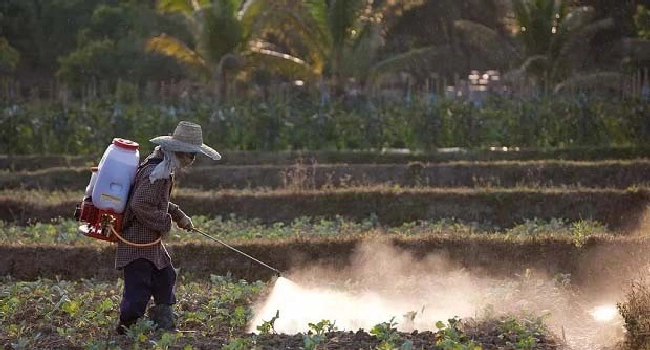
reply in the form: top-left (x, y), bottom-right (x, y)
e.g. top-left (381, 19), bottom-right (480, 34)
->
top-left (308, 319), bottom-right (337, 334)
top-left (303, 319), bottom-right (337, 350)
top-left (496, 316), bottom-right (546, 349)
top-left (9, 336), bottom-right (37, 350)
top-left (224, 305), bottom-right (249, 334)
top-left (256, 310), bottom-right (280, 335)
top-left (124, 318), bottom-right (156, 348)
top-left (570, 219), bottom-right (606, 248)
top-left (370, 317), bottom-right (414, 350)
top-left (222, 337), bottom-right (257, 350)
top-left (179, 274), bottom-right (265, 336)
top-left (302, 333), bottom-right (322, 350)
top-left (150, 331), bottom-right (184, 350)
top-left (435, 317), bottom-right (481, 350)
top-left (208, 275), bottom-right (265, 332)
top-left (84, 340), bottom-right (122, 350)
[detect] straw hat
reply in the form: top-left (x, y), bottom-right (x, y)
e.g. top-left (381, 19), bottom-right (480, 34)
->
top-left (150, 121), bottom-right (221, 160)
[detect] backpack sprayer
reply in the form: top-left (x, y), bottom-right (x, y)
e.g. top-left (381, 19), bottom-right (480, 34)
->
top-left (74, 138), bottom-right (140, 242)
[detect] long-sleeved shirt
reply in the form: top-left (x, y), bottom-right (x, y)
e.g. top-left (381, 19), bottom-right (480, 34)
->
top-left (115, 155), bottom-right (187, 270)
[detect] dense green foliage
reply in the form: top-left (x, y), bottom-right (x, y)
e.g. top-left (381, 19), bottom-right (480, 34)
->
top-left (56, 1), bottom-right (187, 90)
top-left (0, 0), bottom-right (187, 85)
top-left (1, 94), bottom-right (648, 155)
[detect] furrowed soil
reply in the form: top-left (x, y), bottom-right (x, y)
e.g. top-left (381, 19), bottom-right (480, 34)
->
top-left (4, 146), bottom-right (650, 169)
top-left (1, 187), bottom-right (648, 230)
top-left (4, 160), bottom-right (650, 190)
top-left (3, 152), bottom-right (649, 349)
top-left (1, 235), bottom-right (629, 349)
top-left (102, 326), bottom-right (562, 350)
top-left (3, 235), bottom-right (650, 297)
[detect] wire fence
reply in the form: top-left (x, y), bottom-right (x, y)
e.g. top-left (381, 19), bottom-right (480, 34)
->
top-left (1, 68), bottom-right (648, 106)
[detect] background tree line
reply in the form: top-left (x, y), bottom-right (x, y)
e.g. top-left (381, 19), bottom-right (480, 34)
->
top-left (1, 0), bottom-right (648, 100)
top-left (1, 0), bottom-right (650, 155)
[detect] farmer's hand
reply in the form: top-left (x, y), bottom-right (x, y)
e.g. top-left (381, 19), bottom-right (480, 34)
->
top-left (178, 215), bottom-right (194, 231)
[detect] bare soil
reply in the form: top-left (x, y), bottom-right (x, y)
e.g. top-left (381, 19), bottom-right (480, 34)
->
top-left (1, 318), bottom-right (564, 349)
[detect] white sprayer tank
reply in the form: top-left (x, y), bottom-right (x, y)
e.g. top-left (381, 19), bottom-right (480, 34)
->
top-left (91, 138), bottom-right (140, 213)
top-left (84, 166), bottom-right (99, 199)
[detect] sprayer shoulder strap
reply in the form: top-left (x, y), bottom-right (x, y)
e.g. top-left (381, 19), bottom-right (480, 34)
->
top-left (121, 158), bottom-right (163, 231)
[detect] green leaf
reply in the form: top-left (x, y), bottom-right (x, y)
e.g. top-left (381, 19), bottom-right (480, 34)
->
top-left (61, 300), bottom-right (80, 316)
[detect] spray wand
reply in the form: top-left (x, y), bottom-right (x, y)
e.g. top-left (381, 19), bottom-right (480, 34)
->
top-left (191, 227), bottom-right (282, 277)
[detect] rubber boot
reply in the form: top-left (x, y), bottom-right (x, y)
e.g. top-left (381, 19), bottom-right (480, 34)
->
top-left (116, 323), bottom-right (127, 335)
top-left (116, 319), bottom-right (135, 335)
top-left (147, 304), bottom-right (177, 332)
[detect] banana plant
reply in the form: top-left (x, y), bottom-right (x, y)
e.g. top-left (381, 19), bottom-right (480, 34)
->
top-left (619, 5), bottom-right (650, 70)
top-left (365, 0), bottom-right (498, 95)
top-left (147, 0), bottom-right (313, 102)
top-left (453, 0), bottom-right (618, 95)
top-left (258, 0), bottom-right (427, 96)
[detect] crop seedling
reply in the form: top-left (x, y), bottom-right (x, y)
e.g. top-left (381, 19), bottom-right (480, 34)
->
top-left (497, 316), bottom-right (543, 349)
top-left (435, 317), bottom-right (481, 350)
top-left (84, 340), bottom-right (121, 350)
top-left (570, 219), bottom-right (598, 248)
top-left (308, 319), bottom-right (337, 334)
top-left (222, 337), bottom-right (257, 350)
top-left (124, 318), bottom-right (156, 348)
top-left (149, 331), bottom-right (184, 350)
top-left (302, 319), bottom-right (337, 350)
top-left (370, 317), bottom-right (413, 350)
top-left (256, 310), bottom-right (280, 334)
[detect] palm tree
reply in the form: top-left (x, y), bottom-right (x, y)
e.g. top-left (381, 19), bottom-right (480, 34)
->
top-left (147, 0), bottom-right (313, 102)
top-left (364, 0), bottom-right (504, 95)
top-left (620, 5), bottom-right (650, 69)
top-left (259, 0), bottom-right (428, 96)
top-left (453, 0), bottom-right (617, 95)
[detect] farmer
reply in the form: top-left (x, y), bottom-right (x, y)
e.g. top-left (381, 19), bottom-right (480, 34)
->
top-left (115, 121), bottom-right (221, 334)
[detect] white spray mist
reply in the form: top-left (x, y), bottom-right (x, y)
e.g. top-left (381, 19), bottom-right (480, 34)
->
top-left (248, 240), bottom-right (624, 350)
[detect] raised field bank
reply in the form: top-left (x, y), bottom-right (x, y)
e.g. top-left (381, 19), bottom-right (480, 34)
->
top-left (4, 148), bottom-right (650, 349)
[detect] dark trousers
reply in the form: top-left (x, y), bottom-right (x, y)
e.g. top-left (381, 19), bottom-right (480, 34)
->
top-left (119, 258), bottom-right (177, 326)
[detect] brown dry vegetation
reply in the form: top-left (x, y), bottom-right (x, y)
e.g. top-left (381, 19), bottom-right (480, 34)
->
top-left (3, 147), bottom-right (650, 170)
top-left (4, 160), bottom-right (650, 191)
top-left (1, 187), bottom-right (648, 230)
top-left (3, 234), bottom-right (650, 295)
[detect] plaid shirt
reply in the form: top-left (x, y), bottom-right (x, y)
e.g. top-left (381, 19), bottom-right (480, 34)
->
top-left (115, 155), bottom-right (187, 270)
